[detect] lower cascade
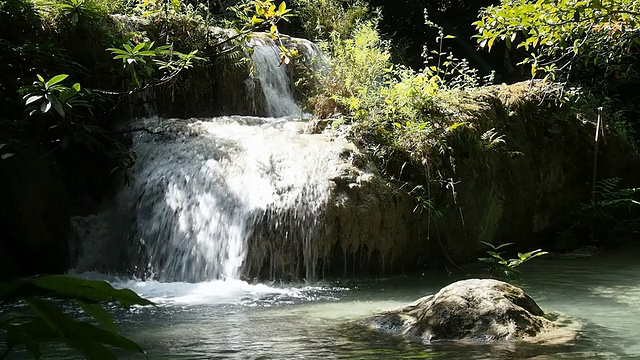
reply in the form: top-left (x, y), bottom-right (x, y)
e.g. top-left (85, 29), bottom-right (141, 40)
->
top-left (73, 116), bottom-right (349, 282)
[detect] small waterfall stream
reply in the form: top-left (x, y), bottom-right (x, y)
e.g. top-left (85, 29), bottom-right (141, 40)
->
top-left (249, 38), bottom-right (300, 117)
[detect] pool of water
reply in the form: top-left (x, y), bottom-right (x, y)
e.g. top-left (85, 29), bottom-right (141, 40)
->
top-left (13, 246), bottom-right (640, 359)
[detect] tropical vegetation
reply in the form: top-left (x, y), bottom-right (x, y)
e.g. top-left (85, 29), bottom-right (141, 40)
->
top-left (1, 0), bottom-right (639, 357)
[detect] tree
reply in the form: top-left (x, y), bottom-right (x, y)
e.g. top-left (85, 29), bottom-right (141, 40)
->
top-left (474, 0), bottom-right (640, 80)
top-left (474, 0), bottom-right (640, 141)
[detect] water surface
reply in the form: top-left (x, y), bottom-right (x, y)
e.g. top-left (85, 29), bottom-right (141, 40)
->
top-left (16, 248), bottom-right (640, 359)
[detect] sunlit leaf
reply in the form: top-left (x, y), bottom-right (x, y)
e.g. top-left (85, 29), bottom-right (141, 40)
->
top-left (45, 74), bottom-right (69, 88)
top-left (24, 95), bottom-right (43, 105)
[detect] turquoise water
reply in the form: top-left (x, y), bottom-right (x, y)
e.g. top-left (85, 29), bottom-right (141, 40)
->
top-left (9, 247), bottom-right (640, 359)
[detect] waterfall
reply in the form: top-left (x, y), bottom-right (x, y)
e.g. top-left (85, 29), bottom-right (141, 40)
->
top-left (73, 117), bottom-right (345, 282)
top-left (249, 37), bottom-right (301, 117)
top-left (70, 35), bottom-right (352, 282)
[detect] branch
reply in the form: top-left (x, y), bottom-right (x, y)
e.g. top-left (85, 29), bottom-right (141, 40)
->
top-left (548, 9), bottom-right (640, 26)
top-left (117, 127), bottom-right (168, 135)
top-left (208, 22), bottom-right (269, 50)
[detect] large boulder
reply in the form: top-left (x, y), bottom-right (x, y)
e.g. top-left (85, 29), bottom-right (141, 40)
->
top-left (361, 279), bottom-right (556, 343)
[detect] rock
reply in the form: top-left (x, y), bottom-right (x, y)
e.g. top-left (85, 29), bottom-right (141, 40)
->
top-left (557, 246), bottom-right (601, 259)
top-left (361, 279), bottom-right (556, 343)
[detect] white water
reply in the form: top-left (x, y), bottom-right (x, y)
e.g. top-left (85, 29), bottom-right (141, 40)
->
top-left (250, 38), bottom-right (300, 117)
top-left (73, 116), bottom-right (347, 282)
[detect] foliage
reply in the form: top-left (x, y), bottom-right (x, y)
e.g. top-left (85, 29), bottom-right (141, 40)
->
top-left (313, 21), bottom-right (393, 120)
top-left (19, 74), bottom-right (90, 118)
top-left (33, 0), bottom-right (122, 32)
top-left (474, 0), bottom-right (640, 79)
top-left (310, 17), bottom-right (486, 166)
top-left (554, 178), bottom-right (639, 251)
top-left (108, 41), bottom-right (205, 88)
top-left (291, 0), bottom-right (370, 41)
top-left (474, 0), bottom-right (640, 144)
top-left (479, 241), bottom-right (548, 278)
top-left (423, 10), bottom-right (495, 89)
top-left (580, 177), bottom-right (640, 220)
top-left (578, 178), bottom-right (639, 241)
top-left (225, 0), bottom-right (296, 63)
top-left (0, 275), bottom-right (153, 359)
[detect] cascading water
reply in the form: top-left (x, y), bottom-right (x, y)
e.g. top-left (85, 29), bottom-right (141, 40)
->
top-left (72, 36), bottom-right (351, 282)
top-left (248, 37), bottom-right (300, 117)
top-left (117, 118), bottom-right (342, 282)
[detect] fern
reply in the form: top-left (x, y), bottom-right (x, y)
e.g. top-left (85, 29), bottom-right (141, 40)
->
top-left (555, 227), bottom-right (579, 251)
top-left (576, 177), bottom-right (640, 233)
top-left (481, 128), bottom-right (505, 150)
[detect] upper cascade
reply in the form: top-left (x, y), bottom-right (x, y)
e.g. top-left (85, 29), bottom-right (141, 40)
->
top-left (249, 37), bottom-right (300, 117)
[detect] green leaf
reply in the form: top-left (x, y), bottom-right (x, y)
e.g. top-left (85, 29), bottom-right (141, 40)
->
top-left (59, 88), bottom-right (78, 103)
top-left (494, 242), bottom-right (514, 250)
top-left (31, 275), bottom-right (154, 307)
top-left (26, 297), bottom-right (119, 360)
top-left (76, 301), bottom-right (116, 332)
top-left (133, 42), bottom-right (145, 53)
top-left (47, 94), bottom-right (65, 117)
top-left (446, 122), bottom-right (468, 132)
top-left (251, 15), bottom-right (264, 24)
top-left (480, 240), bottom-right (496, 250)
top-left (487, 37), bottom-right (496, 50)
top-left (77, 321), bottom-right (146, 354)
top-left (2, 318), bottom-right (59, 359)
top-left (45, 74), bottom-right (69, 88)
top-left (40, 99), bottom-right (52, 113)
top-left (24, 95), bottom-right (43, 105)
top-left (107, 48), bottom-right (129, 56)
top-left (277, 1), bottom-right (286, 15)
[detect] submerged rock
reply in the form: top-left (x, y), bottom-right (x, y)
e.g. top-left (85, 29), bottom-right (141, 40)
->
top-left (361, 279), bottom-right (556, 343)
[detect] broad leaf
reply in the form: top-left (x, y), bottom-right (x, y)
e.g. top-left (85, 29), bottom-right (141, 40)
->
top-left (277, 1), bottom-right (286, 15)
top-left (26, 297), bottom-right (119, 360)
top-left (76, 300), bottom-right (116, 332)
top-left (45, 74), bottom-right (69, 88)
top-left (24, 95), bottom-right (43, 105)
top-left (31, 275), bottom-right (154, 307)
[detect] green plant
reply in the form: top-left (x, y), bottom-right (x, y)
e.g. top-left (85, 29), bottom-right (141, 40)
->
top-left (479, 241), bottom-right (548, 278)
top-left (473, 0), bottom-right (640, 146)
top-left (108, 41), bottom-right (205, 88)
top-left (0, 275), bottom-right (153, 359)
top-left (473, 0), bottom-right (640, 80)
top-left (291, 0), bottom-right (370, 41)
top-left (34, 0), bottom-right (120, 30)
top-left (310, 21), bottom-right (393, 119)
top-left (49, 0), bottom-right (86, 25)
top-left (423, 9), bottom-right (493, 89)
top-left (19, 74), bottom-right (91, 119)
top-left (555, 226), bottom-right (580, 251)
top-left (577, 177), bottom-right (640, 233)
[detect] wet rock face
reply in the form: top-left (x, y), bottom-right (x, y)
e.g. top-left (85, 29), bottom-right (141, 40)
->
top-left (362, 279), bottom-right (555, 343)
